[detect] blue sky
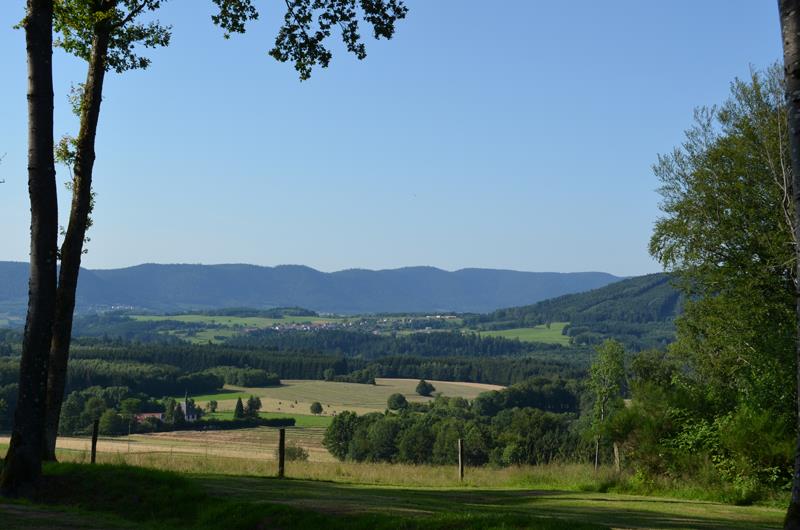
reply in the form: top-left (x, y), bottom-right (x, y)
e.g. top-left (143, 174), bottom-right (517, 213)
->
top-left (0, 1), bottom-right (783, 276)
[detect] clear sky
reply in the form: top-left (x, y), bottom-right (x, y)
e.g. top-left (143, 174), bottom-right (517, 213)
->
top-left (0, 1), bottom-right (783, 276)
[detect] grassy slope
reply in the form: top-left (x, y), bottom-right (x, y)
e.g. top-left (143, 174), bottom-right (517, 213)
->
top-left (0, 462), bottom-right (783, 530)
top-left (479, 322), bottom-right (570, 345)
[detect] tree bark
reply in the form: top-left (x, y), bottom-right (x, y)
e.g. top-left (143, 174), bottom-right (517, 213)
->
top-left (43, 16), bottom-right (112, 462)
top-left (0, 0), bottom-right (57, 497)
top-left (780, 2), bottom-right (800, 528)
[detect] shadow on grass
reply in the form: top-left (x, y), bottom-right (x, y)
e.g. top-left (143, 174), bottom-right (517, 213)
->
top-left (0, 462), bottom-right (608, 530)
top-left (201, 475), bottom-right (783, 530)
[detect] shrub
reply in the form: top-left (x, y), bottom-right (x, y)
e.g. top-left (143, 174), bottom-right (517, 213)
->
top-left (387, 393), bottom-right (407, 410)
top-left (280, 443), bottom-right (309, 462)
top-left (416, 379), bottom-right (435, 397)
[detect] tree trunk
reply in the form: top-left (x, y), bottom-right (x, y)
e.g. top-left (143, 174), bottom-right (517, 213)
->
top-left (43, 20), bottom-right (112, 462)
top-left (779, 2), bottom-right (800, 528)
top-left (594, 402), bottom-right (604, 471)
top-left (0, 0), bottom-right (57, 497)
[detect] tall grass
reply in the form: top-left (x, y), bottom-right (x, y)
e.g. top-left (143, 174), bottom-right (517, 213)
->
top-left (50, 445), bottom-right (791, 507)
top-left (55, 446), bottom-right (617, 489)
top-left (5, 461), bottom-right (608, 530)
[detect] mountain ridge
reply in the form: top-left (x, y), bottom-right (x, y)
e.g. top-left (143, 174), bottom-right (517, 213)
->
top-left (0, 261), bottom-right (623, 315)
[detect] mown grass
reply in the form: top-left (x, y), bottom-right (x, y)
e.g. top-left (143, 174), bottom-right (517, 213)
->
top-left (0, 447), bottom-right (786, 529)
top-left (0, 462), bottom-right (609, 530)
top-left (205, 410), bottom-right (332, 427)
top-left (478, 322), bottom-right (571, 345)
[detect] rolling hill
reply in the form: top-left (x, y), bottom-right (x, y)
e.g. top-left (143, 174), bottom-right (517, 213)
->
top-left (467, 273), bottom-right (682, 350)
top-left (0, 261), bottom-right (621, 316)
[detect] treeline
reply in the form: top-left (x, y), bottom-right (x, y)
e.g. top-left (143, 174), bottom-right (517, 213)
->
top-left (1, 358), bottom-right (287, 402)
top-left (226, 329), bottom-right (557, 358)
top-left (64, 341), bottom-right (586, 386)
top-left (66, 359), bottom-right (222, 396)
top-left (203, 366), bottom-right (281, 387)
top-left (71, 313), bottom-right (204, 343)
top-left (179, 307), bottom-right (319, 318)
top-left (324, 377), bottom-right (587, 466)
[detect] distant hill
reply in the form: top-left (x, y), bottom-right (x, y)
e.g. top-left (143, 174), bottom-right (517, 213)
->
top-left (0, 262), bottom-right (622, 316)
top-left (467, 273), bottom-right (682, 350)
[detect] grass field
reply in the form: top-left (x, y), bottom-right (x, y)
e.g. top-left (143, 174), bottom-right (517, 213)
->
top-left (189, 378), bottom-right (504, 417)
top-left (479, 322), bottom-right (571, 345)
top-left (0, 428), bottom-right (787, 529)
top-left (0, 452), bottom-right (784, 529)
top-left (206, 410), bottom-right (332, 427)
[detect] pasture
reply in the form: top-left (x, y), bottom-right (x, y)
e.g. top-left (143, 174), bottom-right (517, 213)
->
top-left (207, 410), bottom-right (332, 428)
top-left (479, 322), bottom-right (571, 345)
top-left (190, 378), bottom-right (504, 417)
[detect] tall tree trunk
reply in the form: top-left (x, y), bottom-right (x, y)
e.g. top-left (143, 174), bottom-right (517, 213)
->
top-left (780, 2), bottom-right (800, 528)
top-left (43, 21), bottom-right (112, 462)
top-left (0, 0), bottom-right (57, 497)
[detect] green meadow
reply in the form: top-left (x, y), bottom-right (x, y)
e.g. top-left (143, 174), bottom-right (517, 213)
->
top-left (0, 460), bottom-right (783, 530)
top-left (206, 410), bottom-right (332, 428)
top-left (479, 322), bottom-right (571, 345)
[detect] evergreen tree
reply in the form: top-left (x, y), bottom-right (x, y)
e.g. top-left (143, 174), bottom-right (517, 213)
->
top-left (233, 397), bottom-right (245, 420)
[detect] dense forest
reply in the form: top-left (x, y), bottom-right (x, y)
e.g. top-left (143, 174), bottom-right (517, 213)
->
top-left (324, 377), bottom-right (585, 466)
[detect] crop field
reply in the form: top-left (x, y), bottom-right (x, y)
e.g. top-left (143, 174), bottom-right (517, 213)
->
top-left (0, 425), bottom-right (333, 465)
top-left (190, 378), bottom-right (504, 417)
top-left (479, 321), bottom-right (571, 345)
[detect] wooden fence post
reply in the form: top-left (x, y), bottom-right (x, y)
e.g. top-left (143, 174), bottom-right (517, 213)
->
top-left (457, 438), bottom-right (464, 482)
top-left (278, 428), bottom-right (286, 478)
top-left (91, 419), bottom-right (99, 464)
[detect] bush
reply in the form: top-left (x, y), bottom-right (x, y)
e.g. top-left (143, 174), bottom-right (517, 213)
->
top-left (98, 409), bottom-right (128, 435)
top-left (387, 393), bottom-right (407, 410)
top-left (310, 401), bottom-right (323, 415)
top-left (280, 443), bottom-right (309, 462)
top-left (416, 379), bottom-right (435, 397)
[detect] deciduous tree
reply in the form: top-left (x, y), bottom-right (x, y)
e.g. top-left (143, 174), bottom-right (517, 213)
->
top-left (778, 2), bottom-right (800, 527)
top-left (0, 0), bottom-right (59, 497)
top-left (588, 339), bottom-right (625, 470)
top-left (2, 0), bottom-right (407, 496)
